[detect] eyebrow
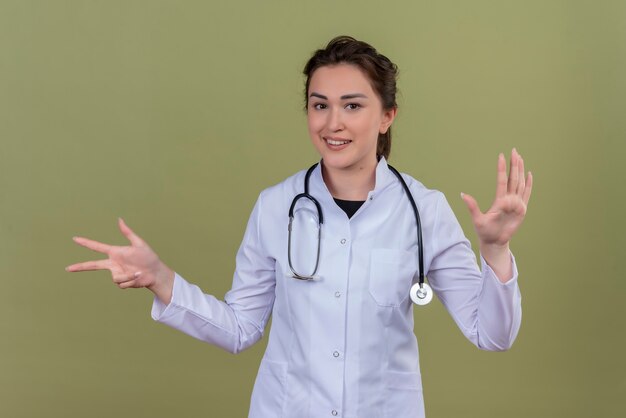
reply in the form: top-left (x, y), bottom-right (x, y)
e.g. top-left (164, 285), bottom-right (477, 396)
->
top-left (309, 92), bottom-right (369, 100)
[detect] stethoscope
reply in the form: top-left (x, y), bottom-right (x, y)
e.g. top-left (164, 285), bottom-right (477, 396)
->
top-left (287, 163), bottom-right (433, 306)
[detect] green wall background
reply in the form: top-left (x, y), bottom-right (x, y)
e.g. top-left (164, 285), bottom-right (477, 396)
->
top-left (1, 1), bottom-right (624, 417)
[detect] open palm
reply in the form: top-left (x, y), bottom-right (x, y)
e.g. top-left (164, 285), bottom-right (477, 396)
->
top-left (462, 149), bottom-right (533, 246)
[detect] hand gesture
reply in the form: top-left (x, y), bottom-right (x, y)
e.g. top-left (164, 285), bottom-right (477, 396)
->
top-left (66, 218), bottom-right (174, 298)
top-left (461, 148), bottom-right (533, 247)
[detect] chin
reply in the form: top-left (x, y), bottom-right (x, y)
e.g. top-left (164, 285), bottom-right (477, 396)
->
top-left (319, 153), bottom-right (350, 168)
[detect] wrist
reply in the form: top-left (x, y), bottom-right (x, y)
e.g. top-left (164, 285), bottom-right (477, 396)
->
top-left (479, 242), bottom-right (513, 283)
top-left (147, 262), bottom-right (175, 304)
top-left (479, 241), bottom-right (510, 258)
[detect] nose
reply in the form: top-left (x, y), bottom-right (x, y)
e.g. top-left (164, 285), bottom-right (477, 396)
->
top-left (327, 107), bottom-right (344, 132)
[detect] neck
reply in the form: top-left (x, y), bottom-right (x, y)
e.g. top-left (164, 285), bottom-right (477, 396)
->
top-left (321, 159), bottom-right (378, 201)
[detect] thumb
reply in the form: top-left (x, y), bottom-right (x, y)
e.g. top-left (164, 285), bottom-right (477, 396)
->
top-left (118, 217), bottom-right (145, 247)
top-left (460, 192), bottom-right (482, 221)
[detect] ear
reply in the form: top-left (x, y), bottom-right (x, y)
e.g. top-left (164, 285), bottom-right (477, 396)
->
top-left (379, 107), bottom-right (397, 134)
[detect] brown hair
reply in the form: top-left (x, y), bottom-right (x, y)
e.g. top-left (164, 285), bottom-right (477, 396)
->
top-left (303, 35), bottom-right (398, 159)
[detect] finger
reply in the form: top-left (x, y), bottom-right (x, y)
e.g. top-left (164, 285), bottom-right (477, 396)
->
top-left (516, 155), bottom-right (526, 195)
top-left (66, 259), bottom-right (112, 272)
top-left (507, 148), bottom-right (519, 194)
top-left (522, 171), bottom-right (533, 205)
top-left (461, 192), bottom-right (482, 221)
top-left (118, 218), bottom-right (145, 247)
top-left (118, 279), bottom-right (138, 289)
top-left (112, 271), bottom-right (141, 284)
top-left (495, 153), bottom-right (507, 198)
top-left (72, 236), bottom-right (113, 255)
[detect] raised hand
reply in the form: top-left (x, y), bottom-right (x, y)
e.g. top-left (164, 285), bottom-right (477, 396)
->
top-left (461, 149), bottom-right (533, 280)
top-left (66, 218), bottom-right (174, 301)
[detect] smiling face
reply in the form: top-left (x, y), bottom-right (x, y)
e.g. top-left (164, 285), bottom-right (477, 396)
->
top-left (306, 64), bottom-right (396, 174)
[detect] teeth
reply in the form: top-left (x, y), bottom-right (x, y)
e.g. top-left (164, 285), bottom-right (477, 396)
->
top-left (327, 139), bottom-right (350, 146)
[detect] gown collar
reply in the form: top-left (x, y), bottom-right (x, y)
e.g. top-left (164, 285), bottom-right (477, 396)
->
top-left (308, 157), bottom-right (395, 204)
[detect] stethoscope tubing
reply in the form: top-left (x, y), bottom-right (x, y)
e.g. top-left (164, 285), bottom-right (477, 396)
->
top-left (387, 165), bottom-right (425, 288)
top-left (287, 165), bottom-right (323, 280)
top-left (287, 162), bottom-right (431, 304)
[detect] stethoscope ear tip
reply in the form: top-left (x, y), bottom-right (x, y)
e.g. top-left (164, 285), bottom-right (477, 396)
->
top-left (410, 282), bottom-right (433, 306)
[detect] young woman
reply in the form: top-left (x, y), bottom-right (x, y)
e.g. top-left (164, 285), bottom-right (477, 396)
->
top-left (67, 36), bottom-right (532, 418)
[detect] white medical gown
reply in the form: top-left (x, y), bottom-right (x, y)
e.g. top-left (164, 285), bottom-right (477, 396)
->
top-left (151, 157), bottom-right (522, 418)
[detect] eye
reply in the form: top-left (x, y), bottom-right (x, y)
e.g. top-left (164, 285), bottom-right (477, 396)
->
top-left (345, 103), bottom-right (361, 110)
top-left (312, 103), bottom-right (327, 110)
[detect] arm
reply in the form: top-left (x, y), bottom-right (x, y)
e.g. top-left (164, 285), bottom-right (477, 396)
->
top-left (67, 196), bottom-right (276, 354)
top-left (151, 196), bottom-right (276, 353)
top-left (427, 149), bottom-right (532, 351)
top-left (427, 195), bottom-right (521, 351)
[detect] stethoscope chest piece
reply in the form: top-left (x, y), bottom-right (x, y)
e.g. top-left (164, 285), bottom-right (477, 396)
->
top-left (410, 282), bottom-right (433, 306)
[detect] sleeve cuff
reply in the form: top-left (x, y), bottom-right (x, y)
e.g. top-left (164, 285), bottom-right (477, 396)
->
top-left (151, 272), bottom-right (185, 321)
top-left (480, 252), bottom-right (519, 286)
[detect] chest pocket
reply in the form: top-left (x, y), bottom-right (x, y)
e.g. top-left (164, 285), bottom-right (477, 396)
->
top-left (369, 248), bottom-right (417, 307)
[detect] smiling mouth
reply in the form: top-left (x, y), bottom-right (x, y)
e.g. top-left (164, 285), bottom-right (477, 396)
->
top-left (324, 137), bottom-right (352, 146)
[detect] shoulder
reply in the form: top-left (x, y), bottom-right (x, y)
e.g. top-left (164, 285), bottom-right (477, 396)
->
top-left (395, 170), bottom-right (447, 209)
top-left (257, 169), bottom-right (307, 212)
top-left (393, 170), bottom-right (463, 239)
top-left (257, 168), bottom-right (308, 203)
top-left (391, 169), bottom-right (461, 228)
